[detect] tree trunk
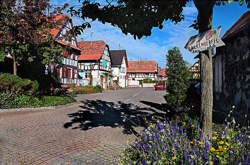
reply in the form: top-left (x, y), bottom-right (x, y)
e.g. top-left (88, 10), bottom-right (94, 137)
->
top-left (194, 0), bottom-right (215, 140)
top-left (13, 54), bottom-right (17, 75)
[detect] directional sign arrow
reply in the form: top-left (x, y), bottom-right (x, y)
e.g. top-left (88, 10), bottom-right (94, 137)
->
top-left (185, 27), bottom-right (225, 53)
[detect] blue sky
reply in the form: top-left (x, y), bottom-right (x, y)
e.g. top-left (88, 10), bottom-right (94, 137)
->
top-left (50, 0), bottom-right (249, 67)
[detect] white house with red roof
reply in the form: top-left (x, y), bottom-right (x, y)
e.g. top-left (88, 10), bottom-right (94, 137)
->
top-left (110, 50), bottom-right (128, 88)
top-left (48, 14), bottom-right (81, 87)
top-left (77, 40), bottom-right (112, 89)
top-left (127, 61), bottom-right (158, 87)
top-left (213, 11), bottom-right (250, 118)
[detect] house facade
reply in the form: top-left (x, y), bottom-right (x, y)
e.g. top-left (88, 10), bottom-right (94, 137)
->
top-left (189, 61), bottom-right (200, 84)
top-left (77, 40), bottom-right (112, 89)
top-left (213, 11), bottom-right (250, 122)
top-left (47, 14), bottom-right (81, 87)
top-left (110, 50), bottom-right (128, 88)
top-left (127, 61), bottom-right (158, 87)
top-left (157, 67), bottom-right (167, 81)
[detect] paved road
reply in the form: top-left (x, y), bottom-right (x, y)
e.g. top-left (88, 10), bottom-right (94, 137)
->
top-left (0, 88), bottom-right (166, 165)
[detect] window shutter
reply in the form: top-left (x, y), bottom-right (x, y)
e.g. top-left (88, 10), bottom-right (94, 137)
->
top-left (72, 69), bottom-right (74, 79)
top-left (63, 50), bottom-right (67, 57)
top-left (62, 67), bottom-right (65, 78)
top-left (57, 68), bottom-right (60, 78)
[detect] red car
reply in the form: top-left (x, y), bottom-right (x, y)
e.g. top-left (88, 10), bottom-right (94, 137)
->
top-left (154, 82), bottom-right (166, 90)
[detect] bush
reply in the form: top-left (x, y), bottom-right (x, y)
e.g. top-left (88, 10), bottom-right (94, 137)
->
top-left (119, 115), bottom-right (248, 164)
top-left (0, 73), bottom-right (39, 96)
top-left (143, 78), bottom-right (156, 83)
top-left (69, 85), bottom-right (102, 95)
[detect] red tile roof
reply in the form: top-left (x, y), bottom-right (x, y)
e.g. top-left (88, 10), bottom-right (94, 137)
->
top-left (158, 67), bottom-right (167, 77)
top-left (223, 11), bottom-right (250, 39)
top-left (127, 61), bottom-right (158, 73)
top-left (50, 14), bottom-right (71, 38)
top-left (78, 41), bottom-right (107, 61)
top-left (55, 39), bottom-right (81, 51)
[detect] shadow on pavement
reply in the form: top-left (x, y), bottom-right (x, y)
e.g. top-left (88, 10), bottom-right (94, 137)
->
top-left (64, 100), bottom-right (165, 135)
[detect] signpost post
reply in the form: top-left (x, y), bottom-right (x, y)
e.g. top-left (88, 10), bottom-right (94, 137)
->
top-left (185, 27), bottom-right (225, 140)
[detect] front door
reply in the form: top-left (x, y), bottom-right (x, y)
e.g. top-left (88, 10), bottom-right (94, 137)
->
top-left (100, 76), bottom-right (103, 88)
top-left (105, 76), bottom-right (108, 89)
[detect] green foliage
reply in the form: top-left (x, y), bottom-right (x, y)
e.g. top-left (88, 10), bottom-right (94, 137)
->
top-left (143, 78), bottom-right (156, 83)
top-left (69, 85), bottom-right (103, 95)
top-left (0, 73), bottom-right (39, 96)
top-left (0, 93), bottom-right (76, 109)
top-left (165, 47), bottom-right (191, 107)
top-left (0, 0), bottom-right (64, 74)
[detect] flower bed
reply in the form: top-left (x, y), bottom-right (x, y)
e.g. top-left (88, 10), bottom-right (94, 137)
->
top-left (120, 118), bottom-right (249, 165)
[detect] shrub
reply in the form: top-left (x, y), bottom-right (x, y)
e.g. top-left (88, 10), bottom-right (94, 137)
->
top-left (0, 93), bottom-right (75, 109)
top-left (0, 73), bottom-right (39, 96)
top-left (120, 116), bottom-right (248, 164)
top-left (0, 93), bottom-right (38, 109)
top-left (165, 47), bottom-right (191, 107)
top-left (95, 85), bottom-right (102, 93)
top-left (69, 85), bottom-right (102, 95)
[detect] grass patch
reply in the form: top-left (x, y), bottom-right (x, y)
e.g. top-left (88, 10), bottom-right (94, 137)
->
top-left (0, 93), bottom-right (76, 109)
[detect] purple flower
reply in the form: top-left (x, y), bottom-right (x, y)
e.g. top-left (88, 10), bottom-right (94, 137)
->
top-left (196, 120), bottom-right (200, 128)
top-left (180, 126), bottom-right (183, 135)
top-left (142, 159), bottom-right (146, 165)
top-left (155, 133), bottom-right (160, 140)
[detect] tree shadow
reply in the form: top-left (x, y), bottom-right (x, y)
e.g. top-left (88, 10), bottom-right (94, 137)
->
top-left (64, 100), bottom-right (166, 135)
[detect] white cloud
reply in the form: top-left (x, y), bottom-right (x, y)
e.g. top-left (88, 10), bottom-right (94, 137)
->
top-left (54, 0), bottom-right (200, 67)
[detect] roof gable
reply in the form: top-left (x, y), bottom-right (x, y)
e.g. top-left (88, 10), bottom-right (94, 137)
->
top-left (78, 41), bottom-right (107, 61)
top-left (110, 50), bottom-right (126, 66)
top-left (50, 14), bottom-right (80, 51)
top-left (127, 61), bottom-right (158, 73)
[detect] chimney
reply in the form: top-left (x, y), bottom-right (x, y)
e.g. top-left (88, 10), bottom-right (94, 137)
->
top-left (80, 38), bottom-right (84, 42)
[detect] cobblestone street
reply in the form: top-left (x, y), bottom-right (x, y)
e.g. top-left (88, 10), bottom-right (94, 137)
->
top-left (0, 88), bottom-right (166, 165)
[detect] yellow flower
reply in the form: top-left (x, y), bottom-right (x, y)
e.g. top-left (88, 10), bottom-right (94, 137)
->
top-left (223, 147), bottom-right (227, 150)
top-left (219, 141), bottom-right (224, 145)
top-left (209, 161), bottom-right (214, 165)
top-left (149, 124), bottom-right (155, 128)
top-left (218, 146), bottom-right (223, 150)
top-left (210, 147), bottom-right (215, 152)
top-left (190, 141), bottom-right (193, 144)
top-left (212, 136), bottom-right (217, 140)
top-left (213, 131), bottom-right (217, 135)
top-left (216, 155), bottom-right (220, 158)
top-left (172, 156), bottom-right (177, 160)
top-left (198, 141), bottom-right (204, 145)
top-left (183, 122), bottom-right (186, 126)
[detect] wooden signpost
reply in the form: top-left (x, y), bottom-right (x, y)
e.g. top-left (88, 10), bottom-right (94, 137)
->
top-left (185, 27), bottom-right (225, 139)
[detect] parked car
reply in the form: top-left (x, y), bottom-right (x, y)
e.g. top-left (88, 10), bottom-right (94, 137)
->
top-left (154, 82), bottom-right (166, 90)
